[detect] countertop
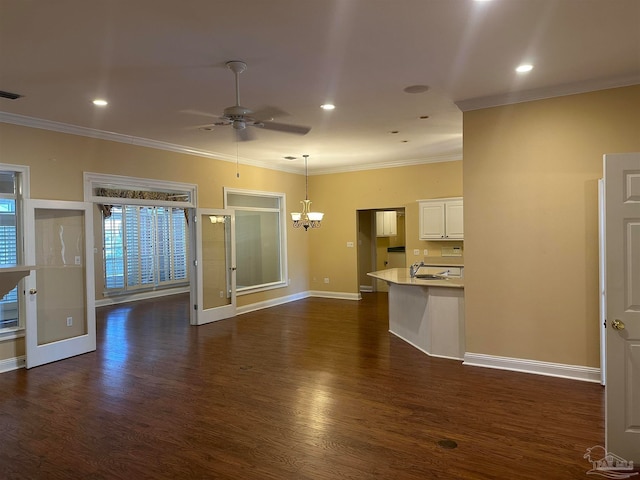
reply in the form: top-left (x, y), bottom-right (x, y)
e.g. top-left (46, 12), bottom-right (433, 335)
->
top-left (0, 264), bottom-right (35, 297)
top-left (367, 268), bottom-right (464, 289)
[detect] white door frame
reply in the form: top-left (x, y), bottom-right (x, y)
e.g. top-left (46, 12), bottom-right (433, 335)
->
top-left (598, 179), bottom-right (606, 386)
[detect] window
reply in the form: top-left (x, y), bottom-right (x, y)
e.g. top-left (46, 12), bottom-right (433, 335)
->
top-left (224, 188), bottom-right (288, 293)
top-left (0, 169), bottom-right (25, 331)
top-left (103, 205), bottom-right (188, 292)
top-left (84, 173), bottom-right (196, 296)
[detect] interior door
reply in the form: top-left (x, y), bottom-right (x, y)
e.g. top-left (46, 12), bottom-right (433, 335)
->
top-left (604, 152), bottom-right (640, 461)
top-left (191, 208), bottom-right (236, 325)
top-left (24, 200), bottom-right (95, 368)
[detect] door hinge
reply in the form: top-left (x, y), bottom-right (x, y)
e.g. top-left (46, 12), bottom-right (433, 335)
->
top-left (604, 320), bottom-right (607, 328)
top-left (194, 304), bottom-right (197, 311)
top-left (193, 260), bottom-right (198, 267)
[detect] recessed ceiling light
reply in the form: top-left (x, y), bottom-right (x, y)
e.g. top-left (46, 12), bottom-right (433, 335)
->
top-left (419, 115), bottom-right (430, 120)
top-left (93, 99), bottom-right (108, 106)
top-left (516, 64), bottom-right (533, 73)
top-left (403, 85), bottom-right (430, 94)
top-left (320, 104), bottom-right (335, 110)
top-left (389, 130), bottom-right (399, 134)
top-left (283, 156), bottom-right (297, 161)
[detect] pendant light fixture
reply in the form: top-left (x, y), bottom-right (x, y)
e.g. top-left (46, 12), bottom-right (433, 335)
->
top-left (291, 154), bottom-right (324, 230)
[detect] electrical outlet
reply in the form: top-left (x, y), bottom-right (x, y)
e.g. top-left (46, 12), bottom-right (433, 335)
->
top-left (66, 316), bottom-right (73, 327)
top-left (219, 290), bottom-right (224, 298)
top-left (75, 256), bottom-right (81, 265)
top-left (324, 277), bottom-right (330, 284)
top-left (346, 241), bottom-right (354, 248)
top-left (423, 249), bottom-right (429, 256)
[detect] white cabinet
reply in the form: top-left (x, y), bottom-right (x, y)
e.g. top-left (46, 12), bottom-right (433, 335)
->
top-left (418, 198), bottom-right (463, 240)
top-left (376, 211), bottom-right (397, 237)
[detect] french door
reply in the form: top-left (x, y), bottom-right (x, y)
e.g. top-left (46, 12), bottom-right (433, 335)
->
top-left (191, 208), bottom-right (236, 325)
top-left (24, 200), bottom-right (95, 368)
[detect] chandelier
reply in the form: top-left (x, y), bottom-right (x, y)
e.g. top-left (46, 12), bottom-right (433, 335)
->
top-left (291, 154), bottom-right (324, 230)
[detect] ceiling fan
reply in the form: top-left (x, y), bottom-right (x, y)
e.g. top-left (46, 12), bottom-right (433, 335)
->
top-left (189, 60), bottom-right (311, 142)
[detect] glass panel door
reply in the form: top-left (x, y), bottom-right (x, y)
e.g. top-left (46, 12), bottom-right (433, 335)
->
top-left (25, 200), bottom-right (95, 368)
top-left (191, 209), bottom-right (236, 325)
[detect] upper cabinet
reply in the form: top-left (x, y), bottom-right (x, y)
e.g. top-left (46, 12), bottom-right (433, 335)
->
top-left (418, 198), bottom-right (463, 240)
top-left (376, 210), bottom-right (397, 237)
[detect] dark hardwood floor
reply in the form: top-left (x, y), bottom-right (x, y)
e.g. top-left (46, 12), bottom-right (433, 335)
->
top-left (0, 293), bottom-right (604, 479)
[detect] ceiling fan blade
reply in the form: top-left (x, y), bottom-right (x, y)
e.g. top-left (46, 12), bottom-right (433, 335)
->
top-left (180, 109), bottom-right (219, 119)
top-left (188, 123), bottom-right (217, 131)
top-left (252, 106), bottom-right (290, 122)
top-left (257, 121), bottom-right (311, 135)
top-left (187, 119), bottom-right (231, 131)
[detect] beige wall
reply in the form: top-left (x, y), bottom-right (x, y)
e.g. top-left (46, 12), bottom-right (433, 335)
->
top-left (463, 84), bottom-right (640, 367)
top-left (307, 161), bottom-right (463, 293)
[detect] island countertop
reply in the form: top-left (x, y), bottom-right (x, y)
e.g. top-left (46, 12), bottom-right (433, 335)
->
top-left (367, 268), bottom-right (464, 289)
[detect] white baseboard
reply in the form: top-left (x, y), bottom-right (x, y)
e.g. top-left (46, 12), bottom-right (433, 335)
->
top-left (309, 290), bottom-right (362, 301)
top-left (463, 352), bottom-right (601, 383)
top-left (95, 286), bottom-right (190, 307)
top-left (236, 291), bottom-right (311, 315)
top-left (0, 355), bottom-right (25, 373)
top-left (390, 331), bottom-right (463, 361)
top-left (237, 290), bottom-right (361, 315)
top-left (97, 287), bottom-right (359, 315)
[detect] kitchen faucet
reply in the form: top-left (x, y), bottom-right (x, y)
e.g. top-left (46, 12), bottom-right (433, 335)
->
top-left (409, 261), bottom-right (424, 278)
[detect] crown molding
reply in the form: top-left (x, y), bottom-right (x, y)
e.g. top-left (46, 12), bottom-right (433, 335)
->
top-left (0, 111), bottom-right (461, 176)
top-left (0, 111), bottom-right (301, 171)
top-left (310, 153), bottom-right (462, 175)
top-left (455, 74), bottom-right (640, 112)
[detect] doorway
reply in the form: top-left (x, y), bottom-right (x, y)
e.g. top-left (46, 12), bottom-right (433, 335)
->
top-left (356, 208), bottom-right (406, 293)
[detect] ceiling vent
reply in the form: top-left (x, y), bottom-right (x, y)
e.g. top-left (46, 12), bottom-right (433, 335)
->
top-left (0, 90), bottom-right (23, 100)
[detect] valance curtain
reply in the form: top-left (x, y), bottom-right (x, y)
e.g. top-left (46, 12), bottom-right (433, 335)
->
top-left (96, 188), bottom-right (188, 223)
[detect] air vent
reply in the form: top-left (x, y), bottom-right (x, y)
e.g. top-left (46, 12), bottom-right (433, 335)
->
top-left (0, 90), bottom-right (23, 100)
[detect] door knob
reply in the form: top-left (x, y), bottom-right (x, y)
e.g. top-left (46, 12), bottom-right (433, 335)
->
top-left (611, 319), bottom-right (625, 331)
top-left (29, 289), bottom-right (37, 294)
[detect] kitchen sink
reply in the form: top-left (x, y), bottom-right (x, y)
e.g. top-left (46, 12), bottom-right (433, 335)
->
top-left (415, 274), bottom-right (445, 280)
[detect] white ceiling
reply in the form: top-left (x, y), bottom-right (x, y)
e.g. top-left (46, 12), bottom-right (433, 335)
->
top-left (0, 0), bottom-right (638, 173)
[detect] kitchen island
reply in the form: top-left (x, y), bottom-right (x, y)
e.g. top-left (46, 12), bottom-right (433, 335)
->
top-left (367, 268), bottom-right (465, 360)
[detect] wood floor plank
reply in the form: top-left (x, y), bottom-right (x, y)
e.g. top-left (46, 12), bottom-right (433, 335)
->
top-left (0, 293), bottom-right (605, 479)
